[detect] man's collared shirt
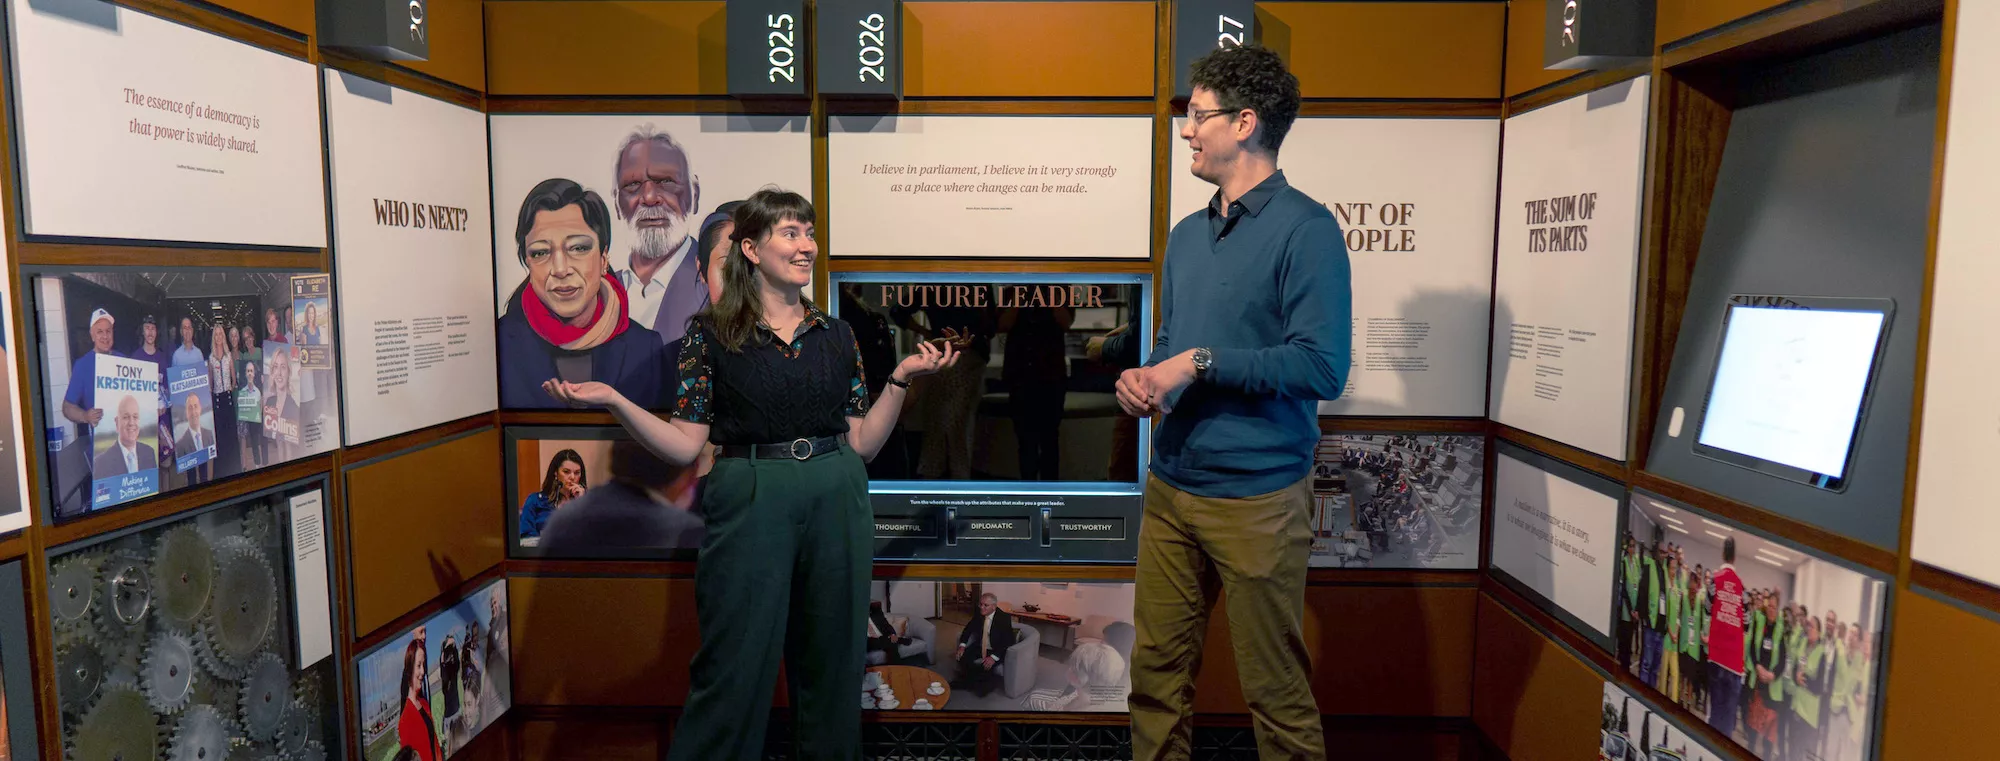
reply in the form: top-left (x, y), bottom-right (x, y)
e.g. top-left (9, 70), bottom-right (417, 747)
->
top-left (1205, 171), bottom-right (1285, 243)
top-left (618, 236), bottom-right (696, 329)
top-left (120, 443), bottom-right (138, 473)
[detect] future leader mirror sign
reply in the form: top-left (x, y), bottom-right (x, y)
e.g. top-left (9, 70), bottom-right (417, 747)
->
top-left (1543, 0), bottom-right (1654, 71)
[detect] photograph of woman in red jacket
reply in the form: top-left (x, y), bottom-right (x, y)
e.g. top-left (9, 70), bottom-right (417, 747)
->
top-left (397, 634), bottom-right (442, 761)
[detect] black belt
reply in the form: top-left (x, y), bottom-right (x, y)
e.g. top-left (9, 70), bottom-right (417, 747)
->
top-left (716, 435), bottom-right (844, 461)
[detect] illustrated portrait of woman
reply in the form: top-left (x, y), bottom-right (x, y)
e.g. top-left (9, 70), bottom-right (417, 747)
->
top-left (496, 178), bottom-right (667, 408)
top-left (518, 448), bottom-right (586, 541)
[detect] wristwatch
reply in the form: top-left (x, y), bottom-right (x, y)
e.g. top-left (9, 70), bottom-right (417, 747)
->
top-left (1191, 347), bottom-right (1213, 380)
top-left (887, 374), bottom-right (912, 389)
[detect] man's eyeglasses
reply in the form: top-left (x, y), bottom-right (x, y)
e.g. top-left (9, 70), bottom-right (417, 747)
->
top-left (1186, 107), bottom-right (1238, 125)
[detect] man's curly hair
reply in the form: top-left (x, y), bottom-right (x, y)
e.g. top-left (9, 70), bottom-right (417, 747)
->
top-left (1189, 45), bottom-right (1301, 154)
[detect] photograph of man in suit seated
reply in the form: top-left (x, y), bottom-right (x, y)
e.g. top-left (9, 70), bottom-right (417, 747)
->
top-left (861, 580), bottom-right (1134, 713)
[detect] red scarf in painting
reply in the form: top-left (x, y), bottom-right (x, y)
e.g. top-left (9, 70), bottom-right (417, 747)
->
top-left (521, 273), bottom-right (632, 351)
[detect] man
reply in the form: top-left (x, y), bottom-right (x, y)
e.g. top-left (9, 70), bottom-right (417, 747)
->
top-left (496, 178), bottom-right (666, 409)
top-left (91, 395), bottom-right (155, 478)
top-left (1787, 612), bottom-right (1831, 761)
top-left (1639, 527), bottom-right (1668, 690)
top-left (865, 601), bottom-right (911, 667)
top-left (132, 315), bottom-right (167, 367)
top-left (538, 439), bottom-right (704, 555)
top-left (171, 317), bottom-right (205, 368)
top-left (952, 593), bottom-right (1016, 697)
top-left (440, 632), bottom-right (462, 721)
top-left (62, 309), bottom-right (126, 445)
top-left (1621, 536), bottom-right (1642, 669)
top-left (612, 126), bottom-right (707, 344)
top-left (1115, 46), bottom-right (1349, 761)
top-left (173, 393), bottom-right (215, 466)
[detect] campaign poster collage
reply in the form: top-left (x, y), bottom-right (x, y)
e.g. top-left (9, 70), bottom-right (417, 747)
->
top-left (1309, 433), bottom-right (1486, 570)
top-left (508, 427), bottom-right (705, 558)
top-left (488, 114), bottom-right (811, 410)
top-left (358, 580), bottom-right (511, 761)
top-left (1602, 682), bottom-right (1731, 761)
top-left (863, 580), bottom-right (1133, 714)
top-left (36, 272), bottom-right (340, 519)
top-left (1617, 493), bottom-right (1886, 761)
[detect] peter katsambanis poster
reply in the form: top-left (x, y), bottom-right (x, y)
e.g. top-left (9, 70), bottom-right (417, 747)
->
top-left (89, 354), bottom-right (161, 509)
top-left (166, 363), bottom-right (215, 472)
top-left (487, 114), bottom-right (811, 409)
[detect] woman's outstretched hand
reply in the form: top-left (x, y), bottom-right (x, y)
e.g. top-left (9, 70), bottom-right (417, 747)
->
top-left (543, 379), bottom-right (620, 408)
top-left (894, 339), bottom-right (959, 382)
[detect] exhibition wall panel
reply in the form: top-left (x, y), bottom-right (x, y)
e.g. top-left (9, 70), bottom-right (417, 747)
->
top-left (346, 428), bottom-right (504, 637)
top-left (1490, 76), bottom-right (1651, 461)
top-left (483, 1), bottom-right (723, 96)
top-left (354, 578), bottom-right (511, 761)
top-left (507, 575), bottom-right (700, 707)
top-left (1487, 443), bottom-right (1624, 650)
top-left (1880, 590), bottom-right (2000, 761)
top-left (1910, 0), bottom-right (2000, 588)
top-left (1471, 595), bottom-right (1601, 761)
top-left (902, 2), bottom-right (1155, 98)
top-left (5, 0), bottom-right (328, 248)
top-left (326, 70), bottom-right (499, 446)
top-left (1168, 117), bottom-right (1499, 417)
top-left (1260, 2), bottom-right (1505, 100)
top-left (396, 0), bottom-right (490, 93)
top-left (0, 219), bottom-right (29, 535)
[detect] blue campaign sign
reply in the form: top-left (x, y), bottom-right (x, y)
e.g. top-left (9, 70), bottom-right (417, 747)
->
top-left (167, 363), bottom-right (215, 473)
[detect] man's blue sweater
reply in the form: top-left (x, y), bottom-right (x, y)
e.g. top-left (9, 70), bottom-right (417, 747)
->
top-left (1150, 170), bottom-right (1352, 499)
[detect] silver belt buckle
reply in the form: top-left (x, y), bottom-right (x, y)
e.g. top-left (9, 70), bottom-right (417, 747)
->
top-left (790, 438), bottom-right (812, 461)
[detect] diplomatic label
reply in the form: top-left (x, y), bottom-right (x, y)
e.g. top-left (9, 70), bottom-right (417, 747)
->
top-left (1049, 517), bottom-right (1126, 541)
top-left (954, 516), bottom-right (1032, 541)
top-left (874, 515), bottom-right (936, 539)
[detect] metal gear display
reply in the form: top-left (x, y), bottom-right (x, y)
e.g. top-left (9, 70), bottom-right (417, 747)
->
top-left (169, 705), bottom-right (234, 761)
top-left (101, 553), bottom-right (154, 644)
top-left (290, 740), bottom-right (325, 761)
top-left (70, 685), bottom-right (160, 761)
top-left (204, 545), bottom-right (276, 675)
top-left (153, 526), bottom-right (216, 630)
top-left (56, 644), bottom-right (106, 715)
top-left (50, 555), bottom-right (99, 631)
top-left (239, 653), bottom-right (289, 742)
top-left (145, 631), bottom-right (199, 714)
top-left (273, 700), bottom-right (312, 755)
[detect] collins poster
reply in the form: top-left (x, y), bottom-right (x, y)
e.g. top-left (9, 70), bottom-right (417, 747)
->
top-left (325, 70), bottom-right (499, 445)
top-left (1491, 76), bottom-right (1652, 460)
top-left (1912, 1), bottom-right (2000, 587)
top-left (830, 116), bottom-right (1153, 259)
top-left (357, 579), bottom-right (511, 761)
top-left (488, 113), bottom-right (812, 409)
top-left (1169, 117), bottom-right (1501, 416)
top-left (5, 0), bottom-right (326, 247)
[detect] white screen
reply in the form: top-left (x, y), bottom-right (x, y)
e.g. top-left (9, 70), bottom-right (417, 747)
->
top-left (1697, 306), bottom-right (1886, 476)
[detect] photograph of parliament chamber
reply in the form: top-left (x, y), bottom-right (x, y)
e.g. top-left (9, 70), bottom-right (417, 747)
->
top-left (0, 0), bottom-right (1987, 760)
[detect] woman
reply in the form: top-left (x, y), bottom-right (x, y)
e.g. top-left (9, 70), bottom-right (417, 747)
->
top-left (518, 449), bottom-right (587, 541)
top-left (498, 178), bottom-right (666, 409)
top-left (544, 189), bottom-right (957, 761)
top-left (397, 637), bottom-right (441, 761)
top-left (304, 303), bottom-right (325, 344)
top-left (237, 361), bottom-right (263, 470)
top-left (206, 323), bottom-right (236, 477)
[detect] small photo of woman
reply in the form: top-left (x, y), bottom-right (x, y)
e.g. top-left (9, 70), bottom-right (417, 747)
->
top-left (517, 448), bottom-right (587, 544)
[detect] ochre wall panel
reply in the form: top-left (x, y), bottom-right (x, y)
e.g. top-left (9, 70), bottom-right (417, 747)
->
top-left (1190, 586), bottom-right (1476, 716)
top-left (1471, 595), bottom-right (1600, 761)
top-left (904, 2), bottom-right (1155, 97)
top-left (1881, 591), bottom-right (2000, 761)
top-left (347, 429), bottom-right (505, 636)
top-left (520, 719), bottom-right (660, 761)
top-left (207, 0), bottom-right (312, 33)
top-left (1656, 0), bottom-right (1790, 46)
top-left (1503, 0), bottom-right (1574, 97)
top-left (511, 576), bottom-right (702, 706)
top-left (1260, 3), bottom-right (1503, 100)
top-left (399, 0), bottom-right (488, 92)
top-left (485, 1), bottom-right (724, 95)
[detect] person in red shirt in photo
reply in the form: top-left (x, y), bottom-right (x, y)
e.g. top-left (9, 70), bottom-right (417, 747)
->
top-left (1705, 536), bottom-right (1748, 740)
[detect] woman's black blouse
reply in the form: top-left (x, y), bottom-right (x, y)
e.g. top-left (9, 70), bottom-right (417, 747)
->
top-left (673, 306), bottom-right (871, 445)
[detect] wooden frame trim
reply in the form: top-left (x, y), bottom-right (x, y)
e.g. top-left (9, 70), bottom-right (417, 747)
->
top-left (320, 52), bottom-right (485, 112)
top-left (350, 561), bottom-right (511, 652)
top-left (1911, 563), bottom-right (2000, 620)
top-left (824, 258), bottom-right (1156, 273)
top-left (43, 454), bottom-right (334, 546)
top-left (1299, 100), bottom-right (1503, 118)
top-left (485, 97), bottom-right (804, 115)
top-left (1493, 424), bottom-right (1629, 483)
top-left (498, 410), bottom-right (625, 427)
top-left (13, 241), bottom-right (324, 269)
top-left (1501, 65), bottom-right (1651, 117)
top-left (828, 99), bottom-right (1155, 116)
top-left (1318, 417), bottom-right (1489, 435)
top-left (1632, 471), bottom-right (1898, 573)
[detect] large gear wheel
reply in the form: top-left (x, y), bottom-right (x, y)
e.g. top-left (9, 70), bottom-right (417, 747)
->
top-left (144, 632), bottom-right (198, 714)
top-left (287, 740), bottom-right (324, 761)
top-left (188, 675), bottom-right (238, 729)
top-left (99, 553), bottom-right (154, 643)
top-left (202, 546), bottom-right (275, 678)
top-left (272, 702), bottom-right (311, 755)
top-left (168, 705), bottom-right (233, 761)
top-left (70, 685), bottom-right (160, 761)
top-left (56, 644), bottom-right (106, 715)
top-left (50, 555), bottom-right (101, 633)
top-left (239, 653), bottom-right (289, 743)
top-left (239, 508), bottom-right (275, 548)
top-left (153, 527), bottom-right (215, 631)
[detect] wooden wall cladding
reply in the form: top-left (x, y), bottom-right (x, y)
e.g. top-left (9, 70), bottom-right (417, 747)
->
top-left (206, 0), bottom-right (313, 34)
top-left (399, 0), bottom-right (489, 92)
top-left (1502, 0), bottom-right (1577, 98)
top-left (346, 428), bottom-right (506, 636)
top-left (519, 718), bottom-right (661, 761)
top-left (903, 2), bottom-right (1156, 98)
top-left (1656, 0), bottom-right (1791, 47)
top-left (1880, 591), bottom-right (2000, 761)
top-left (1260, 2), bottom-right (1505, 100)
top-left (510, 575), bottom-right (703, 706)
top-left (1470, 595), bottom-right (1600, 761)
top-left (485, 1), bottom-right (724, 96)
top-left (1190, 586), bottom-right (1477, 716)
